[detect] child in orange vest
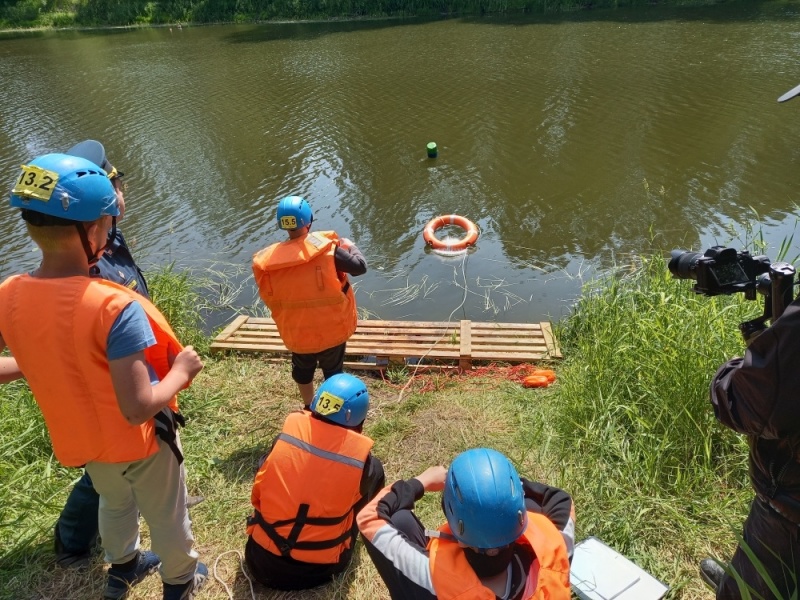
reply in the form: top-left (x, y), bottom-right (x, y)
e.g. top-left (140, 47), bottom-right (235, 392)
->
top-left (358, 448), bottom-right (576, 600)
top-left (252, 195), bottom-right (367, 406)
top-left (0, 153), bottom-right (207, 600)
top-left (245, 373), bottom-right (385, 590)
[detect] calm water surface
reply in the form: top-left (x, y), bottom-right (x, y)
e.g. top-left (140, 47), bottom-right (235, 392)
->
top-left (1, 2), bottom-right (799, 329)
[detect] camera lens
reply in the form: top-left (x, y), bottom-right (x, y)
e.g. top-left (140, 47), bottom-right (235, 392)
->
top-left (668, 250), bottom-right (701, 280)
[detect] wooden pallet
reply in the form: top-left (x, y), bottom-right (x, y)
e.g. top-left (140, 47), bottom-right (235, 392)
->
top-left (210, 316), bottom-right (561, 371)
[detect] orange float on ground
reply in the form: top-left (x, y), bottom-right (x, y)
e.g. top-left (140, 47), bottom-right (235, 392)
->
top-left (522, 369), bottom-right (557, 388)
top-left (423, 215), bottom-right (479, 251)
top-left (523, 375), bottom-right (550, 388)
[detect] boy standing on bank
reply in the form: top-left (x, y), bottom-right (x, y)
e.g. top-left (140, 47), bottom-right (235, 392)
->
top-left (252, 196), bottom-right (367, 406)
top-left (0, 153), bottom-right (207, 600)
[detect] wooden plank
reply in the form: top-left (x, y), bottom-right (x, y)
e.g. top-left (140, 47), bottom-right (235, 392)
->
top-left (210, 342), bottom-right (288, 352)
top-left (355, 319), bottom-right (460, 328)
top-left (347, 345), bottom-right (461, 358)
top-left (349, 333), bottom-right (459, 343)
top-left (540, 321), bottom-right (562, 358)
top-left (459, 320), bottom-right (472, 370)
top-left (214, 315), bottom-right (249, 342)
top-left (209, 316), bottom-right (561, 364)
top-left (470, 323), bottom-right (544, 332)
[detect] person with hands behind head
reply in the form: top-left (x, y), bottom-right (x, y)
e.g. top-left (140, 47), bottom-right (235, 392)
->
top-left (245, 373), bottom-right (385, 590)
top-left (358, 448), bottom-right (575, 600)
top-left (252, 195), bottom-right (367, 407)
top-left (0, 152), bottom-right (207, 600)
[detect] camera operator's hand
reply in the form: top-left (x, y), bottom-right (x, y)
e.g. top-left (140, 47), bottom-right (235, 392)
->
top-left (745, 330), bottom-right (764, 346)
top-left (740, 320), bottom-right (767, 347)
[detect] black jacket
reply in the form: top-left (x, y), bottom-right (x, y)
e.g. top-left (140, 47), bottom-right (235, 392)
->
top-left (711, 296), bottom-right (800, 523)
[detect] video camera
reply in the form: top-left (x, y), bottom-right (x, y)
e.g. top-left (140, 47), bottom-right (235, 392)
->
top-left (669, 246), bottom-right (796, 342)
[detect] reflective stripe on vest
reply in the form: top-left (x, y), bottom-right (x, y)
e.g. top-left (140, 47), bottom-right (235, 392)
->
top-left (0, 275), bottom-right (183, 466)
top-left (247, 411), bottom-right (373, 564)
top-left (276, 432), bottom-right (367, 469)
top-left (252, 231), bottom-right (357, 354)
top-left (428, 513), bottom-right (572, 600)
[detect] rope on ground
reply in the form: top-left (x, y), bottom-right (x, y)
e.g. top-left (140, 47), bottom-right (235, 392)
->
top-left (213, 549), bottom-right (256, 600)
top-left (395, 251), bottom-right (471, 404)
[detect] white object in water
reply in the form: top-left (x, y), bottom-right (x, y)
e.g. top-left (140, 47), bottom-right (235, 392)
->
top-left (570, 536), bottom-right (669, 600)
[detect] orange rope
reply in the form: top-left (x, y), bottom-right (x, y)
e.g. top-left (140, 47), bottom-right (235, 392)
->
top-left (377, 362), bottom-right (554, 391)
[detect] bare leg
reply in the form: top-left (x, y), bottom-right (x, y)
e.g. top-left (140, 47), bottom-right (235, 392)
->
top-left (298, 382), bottom-right (314, 407)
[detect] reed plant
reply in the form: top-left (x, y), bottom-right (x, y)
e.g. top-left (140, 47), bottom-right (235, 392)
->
top-left (536, 252), bottom-right (763, 591)
top-left (147, 262), bottom-right (209, 354)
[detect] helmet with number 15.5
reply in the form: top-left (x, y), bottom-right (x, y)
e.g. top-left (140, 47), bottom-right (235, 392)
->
top-left (276, 195), bottom-right (313, 231)
top-left (310, 373), bottom-right (369, 427)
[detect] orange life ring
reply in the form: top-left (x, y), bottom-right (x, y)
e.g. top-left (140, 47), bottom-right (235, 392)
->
top-left (423, 215), bottom-right (479, 251)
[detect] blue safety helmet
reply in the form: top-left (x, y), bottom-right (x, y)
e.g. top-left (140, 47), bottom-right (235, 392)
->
top-left (443, 448), bottom-right (527, 550)
top-left (276, 195), bottom-right (313, 231)
top-left (310, 373), bottom-right (369, 427)
top-left (10, 153), bottom-right (118, 222)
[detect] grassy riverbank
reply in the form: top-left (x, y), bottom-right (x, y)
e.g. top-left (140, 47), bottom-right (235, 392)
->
top-left (0, 0), bottom-right (736, 30)
top-left (0, 254), bottom-right (759, 599)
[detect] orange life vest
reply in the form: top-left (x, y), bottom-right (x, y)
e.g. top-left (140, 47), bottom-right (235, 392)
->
top-left (251, 231), bottom-right (357, 354)
top-left (0, 275), bottom-right (183, 467)
top-left (427, 512), bottom-right (571, 600)
top-left (247, 410), bottom-right (373, 564)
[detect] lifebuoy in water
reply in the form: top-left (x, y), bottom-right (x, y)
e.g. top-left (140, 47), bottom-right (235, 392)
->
top-left (423, 215), bottom-right (479, 251)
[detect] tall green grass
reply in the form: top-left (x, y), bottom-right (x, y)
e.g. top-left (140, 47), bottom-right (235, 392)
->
top-left (147, 262), bottom-right (209, 353)
top-left (529, 253), bottom-right (763, 590)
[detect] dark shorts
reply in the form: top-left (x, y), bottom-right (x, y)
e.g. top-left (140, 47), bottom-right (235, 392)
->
top-left (244, 535), bottom-right (353, 591)
top-left (291, 343), bottom-right (346, 384)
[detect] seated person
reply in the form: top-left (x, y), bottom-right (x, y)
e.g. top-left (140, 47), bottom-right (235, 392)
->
top-left (245, 373), bottom-right (385, 590)
top-left (358, 447), bottom-right (575, 600)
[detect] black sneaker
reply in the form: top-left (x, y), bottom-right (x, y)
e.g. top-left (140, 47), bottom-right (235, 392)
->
top-left (162, 562), bottom-right (208, 600)
top-left (54, 524), bottom-right (93, 570)
top-left (104, 550), bottom-right (161, 600)
top-left (700, 557), bottom-right (725, 592)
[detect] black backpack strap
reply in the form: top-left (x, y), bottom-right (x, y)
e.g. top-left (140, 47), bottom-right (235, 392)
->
top-left (154, 409), bottom-right (184, 464)
top-left (248, 499), bottom-right (361, 558)
top-left (248, 509), bottom-right (295, 557)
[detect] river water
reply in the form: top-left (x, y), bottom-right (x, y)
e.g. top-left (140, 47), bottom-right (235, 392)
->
top-left (1, 2), bottom-right (799, 329)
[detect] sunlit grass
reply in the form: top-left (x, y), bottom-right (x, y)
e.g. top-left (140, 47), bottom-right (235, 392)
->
top-left (1, 257), bottom-right (795, 599)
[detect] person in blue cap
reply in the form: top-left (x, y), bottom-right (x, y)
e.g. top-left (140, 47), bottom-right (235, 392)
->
top-left (53, 140), bottom-right (153, 570)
